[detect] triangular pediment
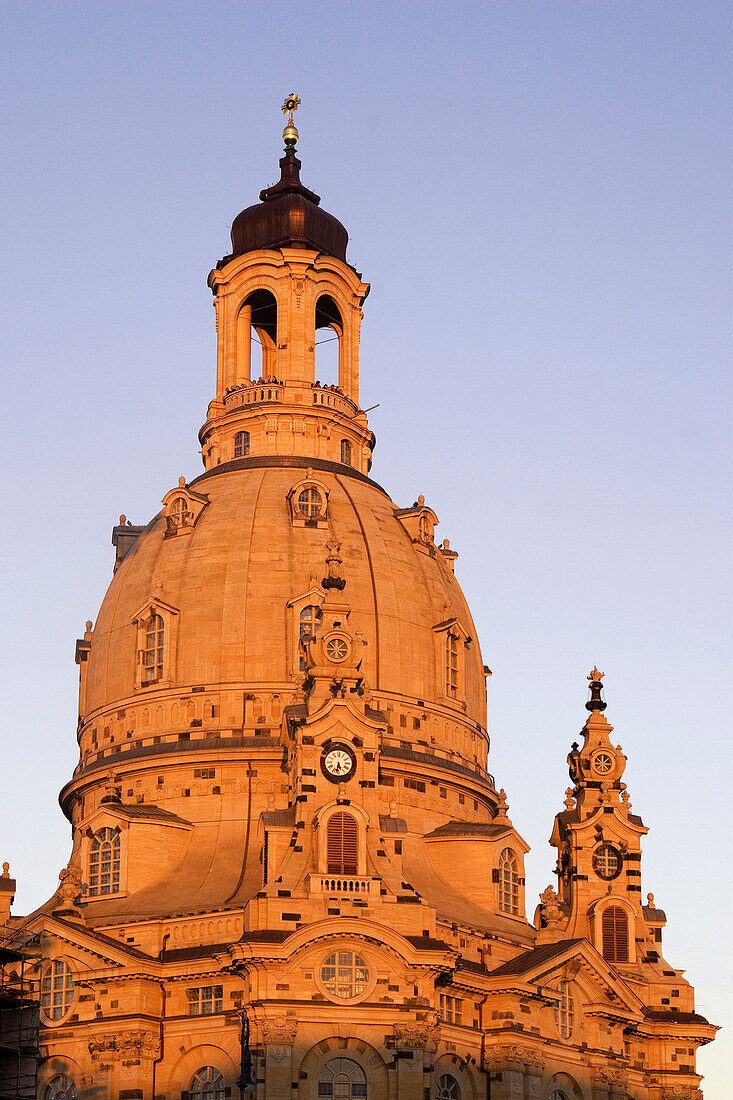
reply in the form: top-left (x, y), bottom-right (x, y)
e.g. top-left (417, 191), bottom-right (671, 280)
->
top-left (8, 912), bottom-right (155, 970)
top-left (487, 937), bottom-right (645, 1021)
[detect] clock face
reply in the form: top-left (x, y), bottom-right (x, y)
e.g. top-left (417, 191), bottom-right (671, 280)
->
top-left (321, 743), bottom-right (355, 782)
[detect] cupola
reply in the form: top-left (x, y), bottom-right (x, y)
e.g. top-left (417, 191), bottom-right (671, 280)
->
top-left (200, 95), bottom-right (372, 475)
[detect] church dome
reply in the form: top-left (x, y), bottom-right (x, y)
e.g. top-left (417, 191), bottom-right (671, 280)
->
top-left (83, 457), bottom-right (487, 739)
top-left (228, 149), bottom-right (349, 263)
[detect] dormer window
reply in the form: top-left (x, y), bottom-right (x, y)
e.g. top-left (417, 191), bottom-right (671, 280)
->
top-left (298, 487), bottom-right (323, 517)
top-left (88, 827), bottom-right (121, 896)
top-left (162, 477), bottom-right (208, 536)
top-left (132, 597), bottom-right (179, 689)
top-left (143, 614), bottom-right (164, 682)
top-left (434, 618), bottom-right (469, 704)
top-left (288, 475), bottom-right (330, 527)
top-left (234, 430), bottom-right (250, 457)
top-left (445, 631), bottom-right (459, 698)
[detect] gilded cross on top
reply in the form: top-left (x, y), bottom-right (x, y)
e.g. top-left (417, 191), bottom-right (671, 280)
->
top-left (281, 93), bottom-right (301, 123)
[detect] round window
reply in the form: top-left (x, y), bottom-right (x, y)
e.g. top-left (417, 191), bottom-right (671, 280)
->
top-left (40, 959), bottom-right (75, 1023)
top-left (592, 843), bottom-right (622, 880)
top-left (320, 950), bottom-right (369, 1000)
top-left (297, 487), bottom-right (323, 518)
top-left (325, 636), bottom-right (350, 663)
top-left (592, 751), bottom-right (614, 775)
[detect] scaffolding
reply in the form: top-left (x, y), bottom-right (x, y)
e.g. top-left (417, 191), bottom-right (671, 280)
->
top-left (0, 943), bottom-right (39, 1100)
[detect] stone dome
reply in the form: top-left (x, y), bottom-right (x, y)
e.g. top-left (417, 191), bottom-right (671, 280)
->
top-left (84, 457), bottom-right (487, 734)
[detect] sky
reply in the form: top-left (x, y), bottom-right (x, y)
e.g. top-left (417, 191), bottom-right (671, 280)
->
top-left (1, 1), bottom-right (731, 1094)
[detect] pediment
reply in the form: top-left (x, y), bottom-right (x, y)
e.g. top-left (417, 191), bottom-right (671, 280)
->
top-left (83, 802), bottom-right (192, 833)
top-left (131, 595), bottom-right (180, 625)
top-left (487, 937), bottom-right (645, 1021)
top-left (14, 913), bottom-right (153, 970)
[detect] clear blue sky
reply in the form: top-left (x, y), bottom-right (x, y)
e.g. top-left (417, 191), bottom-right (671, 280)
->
top-left (1, 2), bottom-right (730, 1093)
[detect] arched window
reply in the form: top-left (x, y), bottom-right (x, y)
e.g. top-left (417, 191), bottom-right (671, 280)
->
top-left (445, 632), bottom-right (459, 697)
top-left (40, 959), bottom-right (75, 1023)
top-left (236, 289), bottom-right (277, 384)
top-left (143, 613), bottom-right (164, 682)
top-left (234, 430), bottom-right (250, 458)
top-left (435, 1075), bottom-right (460, 1100)
top-left (318, 1057), bottom-right (367, 1097)
top-left (315, 294), bottom-right (343, 387)
top-left (552, 980), bottom-right (575, 1038)
top-left (45, 1076), bottom-right (77, 1100)
top-left (299, 604), bottom-right (322, 670)
top-left (190, 1066), bottom-right (226, 1099)
top-left (89, 827), bottom-right (121, 896)
top-left (340, 439), bottom-right (352, 466)
top-left (170, 496), bottom-right (189, 526)
top-left (498, 848), bottom-right (520, 915)
top-left (297, 486), bottom-right (324, 518)
top-left (549, 1092), bottom-right (568, 1100)
top-left (327, 812), bottom-right (358, 874)
top-left (602, 905), bottom-right (629, 962)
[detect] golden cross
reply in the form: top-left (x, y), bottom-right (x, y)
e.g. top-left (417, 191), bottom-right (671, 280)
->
top-left (281, 93), bottom-right (301, 124)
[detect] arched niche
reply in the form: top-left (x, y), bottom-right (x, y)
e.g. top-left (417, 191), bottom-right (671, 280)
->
top-left (315, 294), bottom-right (343, 387)
top-left (236, 288), bottom-right (278, 384)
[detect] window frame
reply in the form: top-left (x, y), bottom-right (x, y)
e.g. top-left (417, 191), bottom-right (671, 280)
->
top-left (88, 826), bottom-right (121, 897)
top-left (234, 430), bottom-right (251, 458)
top-left (319, 949), bottom-right (371, 1003)
top-left (44, 1076), bottom-right (78, 1100)
top-left (601, 904), bottom-right (630, 962)
top-left (39, 959), bottom-right (76, 1025)
top-left (498, 847), bottom-right (521, 915)
top-left (186, 984), bottom-right (224, 1016)
top-left (189, 1065), bottom-right (226, 1099)
top-left (552, 980), bottom-right (575, 1039)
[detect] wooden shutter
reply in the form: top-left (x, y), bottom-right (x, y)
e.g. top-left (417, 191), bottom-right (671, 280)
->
top-left (602, 905), bottom-right (629, 962)
top-left (327, 812), bottom-right (358, 874)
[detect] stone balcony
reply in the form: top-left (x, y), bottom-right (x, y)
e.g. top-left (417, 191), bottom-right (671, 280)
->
top-left (308, 874), bottom-right (381, 898)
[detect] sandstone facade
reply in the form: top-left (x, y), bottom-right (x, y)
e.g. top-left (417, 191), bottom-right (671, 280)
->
top-left (1, 115), bottom-right (715, 1100)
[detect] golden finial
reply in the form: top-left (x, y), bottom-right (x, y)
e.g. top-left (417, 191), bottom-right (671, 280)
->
top-left (281, 92), bottom-right (301, 149)
top-left (588, 666), bottom-right (604, 683)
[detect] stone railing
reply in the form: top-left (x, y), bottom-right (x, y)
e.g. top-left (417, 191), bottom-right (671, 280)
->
top-left (223, 383), bottom-right (283, 410)
top-left (308, 875), bottom-right (380, 897)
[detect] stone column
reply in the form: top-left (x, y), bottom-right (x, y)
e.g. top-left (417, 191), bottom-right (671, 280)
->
top-left (261, 1016), bottom-right (298, 1100)
top-left (393, 1023), bottom-right (439, 1100)
top-left (485, 1043), bottom-right (544, 1100)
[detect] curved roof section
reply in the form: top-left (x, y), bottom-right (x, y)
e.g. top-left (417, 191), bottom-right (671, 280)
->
top-left (227, 150), bottom-right (348, 263)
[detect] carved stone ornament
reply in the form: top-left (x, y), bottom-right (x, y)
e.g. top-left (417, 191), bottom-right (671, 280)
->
top-left (486, 1043), bottom-right (545, 1074)
top-left (393, 1021), bottom-right (440, 1049)
top-left (89, 1029), bottom-right (160, 1061)
top-left (261, 1016), bottom-right (298, 1045)
top-left (590, 1066), bottom-right (628, 1090)
top-left (539, 884), bottom-right (564, 925)
top-left (53, 864), bottom-right (84, 917)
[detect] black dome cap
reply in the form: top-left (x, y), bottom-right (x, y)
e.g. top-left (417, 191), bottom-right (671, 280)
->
top-left (229, 150), bottom-right (348, 263)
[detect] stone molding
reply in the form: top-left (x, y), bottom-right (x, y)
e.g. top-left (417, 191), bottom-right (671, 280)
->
top-left (261, 1015), bottom-right (298, 1045)
top-left (88, 1029), bottom-right (160, 1062)
top-left (393, 1021), bottom-right (440, 1050)
top-left (486, 1043), bottom-right (546, 1074)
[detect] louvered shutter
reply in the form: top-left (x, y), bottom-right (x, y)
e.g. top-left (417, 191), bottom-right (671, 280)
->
top-left (327, 812), bottom-right (358, 874)
top-left (602, 905), bottom-right (629, 962)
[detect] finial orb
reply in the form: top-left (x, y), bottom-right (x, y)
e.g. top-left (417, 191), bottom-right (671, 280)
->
top-left (85, 620), bottom-right (93, 632)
